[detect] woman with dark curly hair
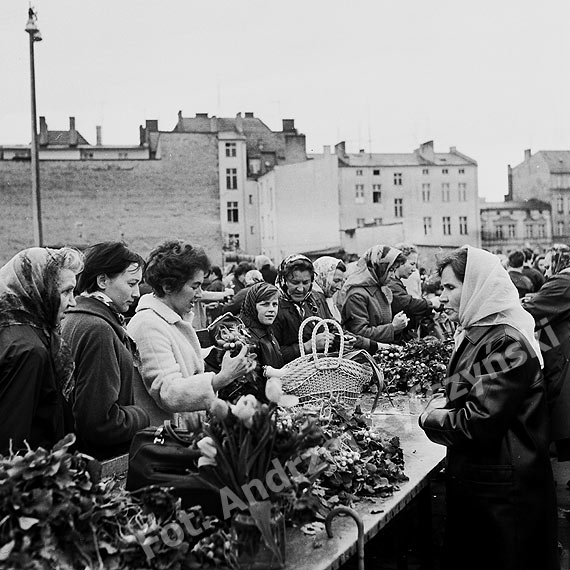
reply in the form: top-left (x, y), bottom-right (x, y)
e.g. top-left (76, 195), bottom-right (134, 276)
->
top-left (127, 240), bottom-right (253, 427)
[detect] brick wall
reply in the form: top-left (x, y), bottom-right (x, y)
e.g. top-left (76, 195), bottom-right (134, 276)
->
top-left (0, 133), bottom-right (224, 266)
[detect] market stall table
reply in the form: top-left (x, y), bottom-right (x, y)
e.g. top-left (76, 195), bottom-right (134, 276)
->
top-left (283, 410), bottom-right (446, 570)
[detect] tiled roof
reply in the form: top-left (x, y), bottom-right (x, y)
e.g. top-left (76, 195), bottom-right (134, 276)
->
top-left (47, 130), bottom-right (89, 146)
top-left (538, 151), bottom-right (570, 173)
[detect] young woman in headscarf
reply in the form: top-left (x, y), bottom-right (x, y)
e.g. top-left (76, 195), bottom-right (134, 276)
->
top-left (339, 245), bottom-right (409, 344)
top-left (0, 247), bottom-right (83, 455)
top-left (61, 242), bottom-right (150, 460)
top-left (235, 281), bottom-right (283, 400)
top-left (420, 246), bottom-right (558, 570)
top-left (523, 243), bottom-right (570, 461)
top-left (272, 254), bottom-right (334, 364)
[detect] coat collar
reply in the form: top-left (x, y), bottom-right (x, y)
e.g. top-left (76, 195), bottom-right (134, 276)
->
top-left (135, 293), bottom-right (189, 325)
top-left (65, 296), bottom-right (126, 338)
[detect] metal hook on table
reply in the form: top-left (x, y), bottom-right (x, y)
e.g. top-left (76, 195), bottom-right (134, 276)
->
top-left (325, 506), bottom-right (365, 570)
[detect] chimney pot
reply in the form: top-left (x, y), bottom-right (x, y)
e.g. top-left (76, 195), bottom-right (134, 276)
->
top-left (524, 149), bottom-right (531, 161)
top-left (69, 117), bottom-right (78, 147)
top-left (244, 112), bottom-right (254, 118)
top-left (196, 113), bottom-right (208, 118)
top-left (282, 119), bottom-right (295, 132)
top-left (96, 126), bottom-right (102, 146)
top-left (39, 116), bottom-right (48, 146)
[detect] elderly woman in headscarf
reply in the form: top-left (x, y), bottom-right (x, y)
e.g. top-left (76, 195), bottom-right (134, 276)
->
top-left (272, 254), bottom-right (333, 364)
top-left (523, 243), bottom-right (570, 461)
top-left (420, 246), bottom-right (557, 570)
top-left (339, 245), bottom-right (409, 344)
top-left (0, 247), bottom-right (84, 455)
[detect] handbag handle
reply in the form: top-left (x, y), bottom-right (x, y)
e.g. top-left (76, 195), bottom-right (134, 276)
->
top-left (311, 318), bottom-right (345, 370)
top-left (155, 420), bottom-right (192, 447)
top-left (297, 316), bottom-right (327, 357)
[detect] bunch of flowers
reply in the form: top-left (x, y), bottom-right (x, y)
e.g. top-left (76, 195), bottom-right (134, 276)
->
top-left (374, 337), bottom-right (453, 396)
top-left (0, 434), bottom-right (227, 570)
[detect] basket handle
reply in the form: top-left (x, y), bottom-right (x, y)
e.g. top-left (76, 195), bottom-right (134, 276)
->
top-left (311, 318), bottom-right (345, 368)
top-left (298, 316), bottom-right (326, 357)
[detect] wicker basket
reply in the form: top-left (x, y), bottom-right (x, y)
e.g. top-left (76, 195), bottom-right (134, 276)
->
top-left (280, 317), bottom-right (373, 410)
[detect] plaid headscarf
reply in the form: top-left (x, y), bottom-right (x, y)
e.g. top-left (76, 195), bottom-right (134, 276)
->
top-left (240, 282), bottom-right (279, 329)
top-left (276, 254), bottom-right (315, 305)
top-left (313, 256), bottom-right (344, 298)
top-left (0, 248), bottom-right (79, 401)
top-left (549, 244), bottom-right (570, 275)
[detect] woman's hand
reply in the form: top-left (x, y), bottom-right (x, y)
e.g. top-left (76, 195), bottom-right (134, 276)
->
top-left (304, 331), bottom-right (335, 352)
top-left (212, 344), bottom-right (255, 390)
top-left (392, 311), bottom-right (409, 331)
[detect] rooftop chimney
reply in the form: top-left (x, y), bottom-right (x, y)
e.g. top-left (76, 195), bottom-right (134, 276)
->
top-left (210, 116), bottom-right (218, 132)
top-left (39, 116), bottom-right (48, 146)
top-left (145, 120), bottom-right (158, 132)
top-left (282, 119), bottom-right (295, 132)
top-left (524, 149), bottom-right (531, 161)
top-left (96, 126), bottom-right (102, 146)
top-left (235, 112), bottom-right (243, 134)
top-left (244, 112), bottom-right (254, 118)
top-left (449, 146), bottom-right (456, 153)
top-left (196, 113), bottom-right (208, 118)
top-left (69, 117), bottom-right (78, 146)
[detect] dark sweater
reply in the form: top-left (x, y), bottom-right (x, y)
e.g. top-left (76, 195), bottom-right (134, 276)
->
top-left (61, 297), bottom-right (150, 460)
top-left (0, 325), bottom-right (68, 455)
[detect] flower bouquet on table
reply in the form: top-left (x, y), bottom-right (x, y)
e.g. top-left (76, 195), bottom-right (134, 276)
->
top-left (198, 379), bottom-right (323, 570)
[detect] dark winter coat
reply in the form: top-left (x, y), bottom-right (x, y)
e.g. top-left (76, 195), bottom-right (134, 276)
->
top-left (387, 276), bottom-right (433, 335)
top-left (61, 297), bottom-right (150, 460)
top-left (523, 271), bottom-right (570, 459)
top-left (272, 296), bottom-right (319, 364)
top-left (420, 324), bottom-right (558, 570)
top-left (0, 325), bottom-right (69, 455)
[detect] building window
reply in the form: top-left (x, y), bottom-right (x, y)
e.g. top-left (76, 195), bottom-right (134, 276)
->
top-left (423, 217), bottom-right (432, 235)
top-left (525, 225), bottom-right (534, 239)
top-left (458, 183), bottom-right (467, 201)
top-left (356, 218), bottom-right (365, 227)
top-left (373, 169), bottom-right (380, 176)
top-left (394, 173), bottom-right (402, 186)
top-left (459, 168), bottom-right (465, 174)
top-left (374, 217), bottom-right (382, 225)
top-left (250, 225), bottom-right (254, 235)
top-left (422, 183), bottom-right (431, 202)
top-left (538, 224), bottom-right (545, 238)
top-left (459, 216), bottom-right (468, 235)
top-left (558, 221), bottom-right (565, 236)
top-left (356, 169), bottom-right (363, 176)
top-left (227, 233), bottom-right (240, 249)
top-left (373, 191), bottom-right (382, 203)
top-left (557, 196), bottom-right (564, 213)
top-left (442, 216), bottom-right (451, 235)
top-left (508, 224), bottom-right (516, 238)
top-left (227, 201), bottom-right (239, 223)
top-left (118, 152), bottom-right (128, 159)
top-left (495, 225), bottom-right (504, 239)
top-left (422, 169), bottom-right (429, 175)
top-left (226, 168), bottom-right (238, 190)
top-left (442, 168), bottom-right (449, 175)
top-left (441, 183), bottom-right (450, 202)
top-left (225, 142), bottom-right (237, 157)
top-left (248, 194), bottom-right (253, 205)
top-left (394, 198), bottom-right (403, 217)
top-left (355, 184), bottom-right (365, 203)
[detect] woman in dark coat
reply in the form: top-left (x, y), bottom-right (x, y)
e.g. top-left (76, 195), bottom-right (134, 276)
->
top-left (523, 244), bottom-right (570, 460)
top-left (339, 245), bottom-right (409, 345)
top-left (0, 247), bottom-right (84, 455)
top-left (272, 254), bottom-right (333, 364)
top-left (420, 246), bottom-right (558, 570)
top-left (61, 242), bottom-right (150, 460)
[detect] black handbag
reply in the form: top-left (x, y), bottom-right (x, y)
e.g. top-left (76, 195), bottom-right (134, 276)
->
top-left (126, 421), bottom-right (222, 516)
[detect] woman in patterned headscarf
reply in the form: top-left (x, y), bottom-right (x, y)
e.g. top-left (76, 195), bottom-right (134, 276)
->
top-left (238, 282), bottom-right (283, 400)
top-left (523, 243), bottom-right (570, 460)
top-left (272, 254), bottom-right (334, 363)
top-left (0, 246), bottom-right (83, 455)
top-left (339, 245), bottom-right (409, 344)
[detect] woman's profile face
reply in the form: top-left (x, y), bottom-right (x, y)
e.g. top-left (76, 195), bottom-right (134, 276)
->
top-left (285, 269), bottom-right (312, 302)
top-left (57, 268), bottom-right (77, 322)
top-left (330, 268), bottom-right (346, 294)
top-left (439, 265), bottom-right (463, 324)
top-left (164, 270), bottom-right (204, 316)
top-left (256, 294), bottom-right (279, 326)
top-left (99, 263), bottom-right (142, 313)
top-left (543, 253), bottom-right (553, 278)
top-left (396, 253), bottom-right (418, 280)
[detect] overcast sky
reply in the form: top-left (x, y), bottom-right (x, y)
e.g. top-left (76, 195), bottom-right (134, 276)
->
top-left (2, 0), bottom-right (569, 202)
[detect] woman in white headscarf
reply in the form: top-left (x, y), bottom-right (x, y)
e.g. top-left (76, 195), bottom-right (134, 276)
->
top-left (420, 246), bottom-right (557, 570)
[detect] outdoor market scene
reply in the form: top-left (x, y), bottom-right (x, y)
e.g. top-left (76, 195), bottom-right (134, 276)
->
top-left (2, 2), bottom-right (570, 569)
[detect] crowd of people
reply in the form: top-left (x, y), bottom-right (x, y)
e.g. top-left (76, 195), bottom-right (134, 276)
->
top-left (0, 238), bottom-right (566, 568)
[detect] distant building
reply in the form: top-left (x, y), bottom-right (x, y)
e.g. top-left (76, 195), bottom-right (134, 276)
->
top-left (480, 199), bottom-right (552, 254)
top-left (509, 149), bottom-right (570, 243)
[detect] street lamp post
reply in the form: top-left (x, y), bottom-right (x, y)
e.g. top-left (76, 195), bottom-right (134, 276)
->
top-left (25, 7), bottom-right (43, 246)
